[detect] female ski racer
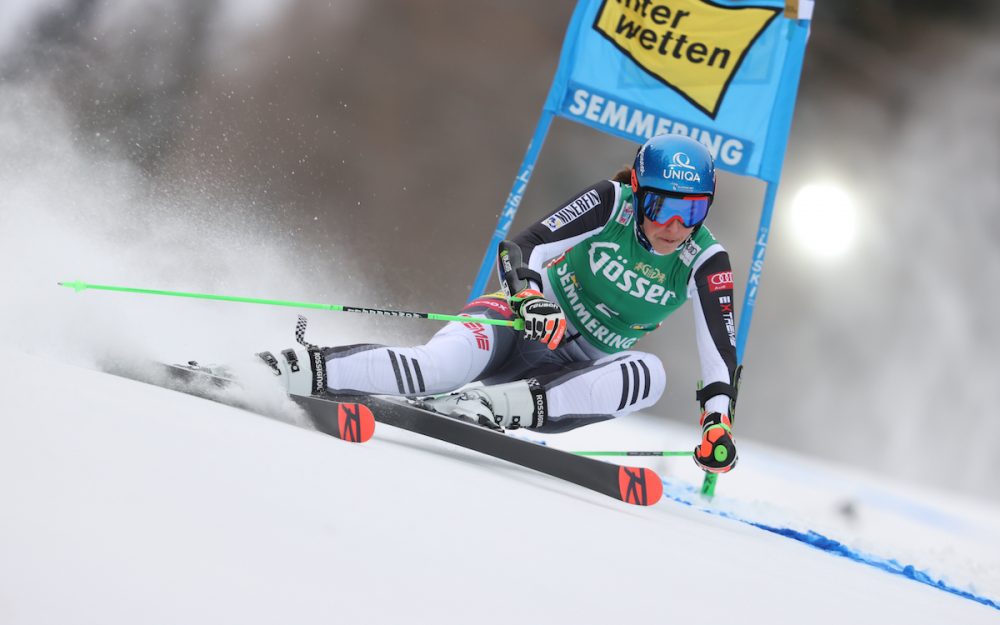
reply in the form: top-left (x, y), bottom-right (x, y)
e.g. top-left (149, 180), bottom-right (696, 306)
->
top-left (265, 134), bottom-right (740, 474)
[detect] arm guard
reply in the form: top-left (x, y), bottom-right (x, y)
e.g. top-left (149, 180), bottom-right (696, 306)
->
top-left (497, 240), bottom-right (543, 299)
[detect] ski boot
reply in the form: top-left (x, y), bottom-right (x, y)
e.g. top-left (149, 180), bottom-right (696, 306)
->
top-left (421, 380), bottom-right (547, 431)
top-left (254, 347), bottom-right (325, 397)
top-left (250, 315), bottom-right (332, 397)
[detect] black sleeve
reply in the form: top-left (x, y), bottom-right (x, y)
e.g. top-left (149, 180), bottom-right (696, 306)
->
top-left (511, 180), bottom-right (618, 263)
top-left (690, 250), bottom-right (739, 413)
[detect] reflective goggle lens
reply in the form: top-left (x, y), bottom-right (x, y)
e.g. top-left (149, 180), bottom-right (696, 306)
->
top-left (640, 191), bottom-right (710, 227)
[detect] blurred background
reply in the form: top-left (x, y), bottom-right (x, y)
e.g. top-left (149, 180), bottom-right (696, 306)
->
top-left (1, 1), bottom-right (998, 500)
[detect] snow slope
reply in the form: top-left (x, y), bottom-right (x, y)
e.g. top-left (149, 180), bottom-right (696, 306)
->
top-left (2, 349), bottom-right (999, 625)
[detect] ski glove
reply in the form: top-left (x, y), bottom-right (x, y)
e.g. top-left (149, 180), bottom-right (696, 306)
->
top-left (511, 288), bottom-right (567, 350)
top-left (694, 412), bottom-right (738, 473)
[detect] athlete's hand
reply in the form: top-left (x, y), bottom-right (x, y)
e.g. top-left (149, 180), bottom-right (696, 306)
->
top-left (693, 412), bottom-right (737, 473)
top-left (511, 289), bottom-right (566, 350)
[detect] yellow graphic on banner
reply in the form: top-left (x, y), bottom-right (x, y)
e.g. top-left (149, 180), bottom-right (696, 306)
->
top-left (594, 0), bottom-right (780, 118)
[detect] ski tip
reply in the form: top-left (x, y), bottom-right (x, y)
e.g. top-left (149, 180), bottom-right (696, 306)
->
top-left (617, 466), bottom-right (663, 506)
top-left (336, 403), bottom-right (376, 443)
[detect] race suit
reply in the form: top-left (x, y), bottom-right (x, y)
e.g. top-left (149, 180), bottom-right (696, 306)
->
top-left (320, 179), bottom-right (738, 432)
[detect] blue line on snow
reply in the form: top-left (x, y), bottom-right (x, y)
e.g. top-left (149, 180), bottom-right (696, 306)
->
top-left (662, 483), bottom-right (1000, 612)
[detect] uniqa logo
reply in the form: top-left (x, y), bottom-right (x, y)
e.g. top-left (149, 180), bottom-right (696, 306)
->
top-left (672, 152), bottom-right (696, 169)
top-left (663, 152), bottom-right (701, 183)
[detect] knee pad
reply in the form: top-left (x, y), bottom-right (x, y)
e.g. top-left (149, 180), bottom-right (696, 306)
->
top-left (621, 352), bottom-right (666, 408)
top-left (541, 351), bottom-right (666, 420)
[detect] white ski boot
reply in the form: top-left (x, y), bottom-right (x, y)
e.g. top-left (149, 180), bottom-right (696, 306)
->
top-left (423, 380), bottom-right (547, 431)
top-left (256, 347), bottom-right (325, 396)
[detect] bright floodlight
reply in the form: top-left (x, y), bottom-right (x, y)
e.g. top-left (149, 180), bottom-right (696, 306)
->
top-left (789, 183), bottom-right (857, 258)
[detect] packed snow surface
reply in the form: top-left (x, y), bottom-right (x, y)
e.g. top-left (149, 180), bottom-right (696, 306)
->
top-left (2, 349), bottom-right (998, 624)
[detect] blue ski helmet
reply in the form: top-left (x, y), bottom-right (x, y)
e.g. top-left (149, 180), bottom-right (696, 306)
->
top-left (631, 134), bottom-right (716, 228)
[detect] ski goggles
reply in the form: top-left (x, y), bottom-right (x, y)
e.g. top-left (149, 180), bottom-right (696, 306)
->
top-left (638, 190), bottom-right (711, 227)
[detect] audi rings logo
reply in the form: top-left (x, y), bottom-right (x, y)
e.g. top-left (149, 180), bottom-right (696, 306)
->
top-left (707, 271), bottom-right (734, 292)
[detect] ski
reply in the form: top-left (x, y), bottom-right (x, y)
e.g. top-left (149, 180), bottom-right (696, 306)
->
top-left (104, 361), bottom-right (375, 444)
top-left (292, 394), bottom-right (375, 444)
top-left (315, 392), bottom-right (663, 506)
top-left (104, 361), bottom-right (660, 503)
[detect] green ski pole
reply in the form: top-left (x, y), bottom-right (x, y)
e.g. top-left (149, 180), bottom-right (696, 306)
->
top-left (572, 450), bottom-right (693, 457)
top-left (57, 280), bottom-right (524, 330)
top-left (698, 364), bottom-right (743, 499)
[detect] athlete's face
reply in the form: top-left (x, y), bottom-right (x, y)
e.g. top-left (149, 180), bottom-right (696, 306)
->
top-left (641, 217), bottom-right (694, 254)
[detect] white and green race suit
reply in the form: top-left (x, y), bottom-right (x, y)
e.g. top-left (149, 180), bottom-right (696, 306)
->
top-left (546, 189), bottom-right (720, 354)
top-left (515, 179), bottom-right (738, 416)
top-left (305, 179), bottom-right (737, 432)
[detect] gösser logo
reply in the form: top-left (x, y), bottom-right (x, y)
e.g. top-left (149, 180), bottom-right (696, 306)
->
top-left (589, 242), bottom-right (676, 305)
